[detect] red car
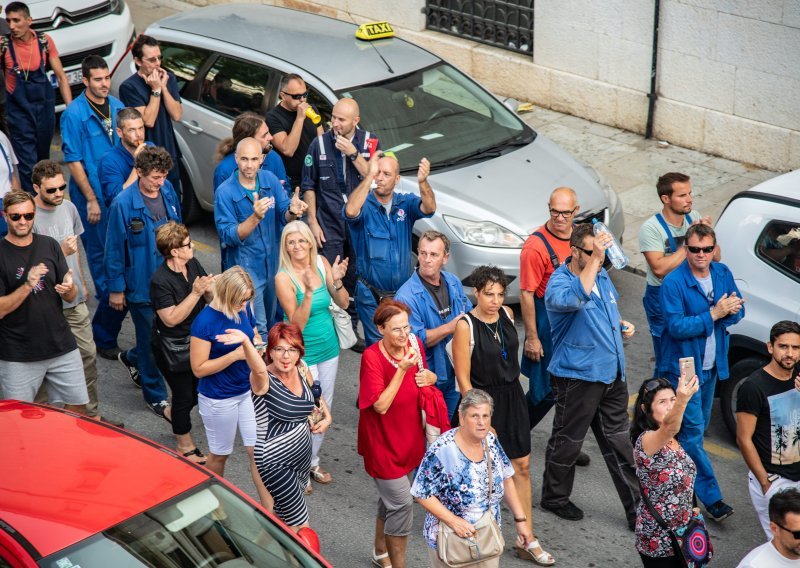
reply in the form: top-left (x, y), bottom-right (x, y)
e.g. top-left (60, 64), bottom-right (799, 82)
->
top-left (0, 401), bottom-right (332, 567)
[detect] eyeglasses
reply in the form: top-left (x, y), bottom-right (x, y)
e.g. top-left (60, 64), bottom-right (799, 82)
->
top-left (686, 245), bottom-right (715, 254)
top-left (775, 521), bottom-right (800, 540)
top-left (281, 91), bottom-right (309, 100)
top-left (272, 346), bottom-right (300, 356)
top-left (388, 325), bottom-right (411, 335)
top-left (177, 241), bottom-right (193, 249)
top-left (574, 246), bottom-right (593, 256)
top-left (7, 212), bottom-right (34, 222)
top-left (287, 238), bottom-right (309, 247)
top-left (142, 55), bottom-right (162, 63)
top-left (549, 207), bottom-right (577, 219)
top-left (44, 184), bottom-right (67, 194)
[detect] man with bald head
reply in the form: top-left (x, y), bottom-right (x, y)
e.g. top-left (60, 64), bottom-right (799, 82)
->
top-left (345, 152), bottom-right (436, 345)
top-left (301, 97), bottom-right (379, 349)
top-left (215, 137), bottom-right (307, 336)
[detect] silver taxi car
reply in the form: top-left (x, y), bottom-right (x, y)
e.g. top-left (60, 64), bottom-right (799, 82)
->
top-left (110, 3), bottom-right (624, 301)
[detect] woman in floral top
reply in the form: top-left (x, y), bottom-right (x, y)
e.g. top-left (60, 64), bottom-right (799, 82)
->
top-left (631, 372), bottom-right (700, 567)
top-left (411, 389), bottom-right (551, 567)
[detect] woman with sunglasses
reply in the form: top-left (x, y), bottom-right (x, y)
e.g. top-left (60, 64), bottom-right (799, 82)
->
top-left (631, 372), bottom-right (701, 567)
top-left (190, 266), bottom-right (271, 507)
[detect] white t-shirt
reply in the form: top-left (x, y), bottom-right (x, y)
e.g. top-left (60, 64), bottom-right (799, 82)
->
top-left (0, 131), bottom-right (18, 199)
top-left (737, 540), bottom-right (800, 567)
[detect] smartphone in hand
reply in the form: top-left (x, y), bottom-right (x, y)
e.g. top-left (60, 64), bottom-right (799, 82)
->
top-left (679, 356), bottom-right (696, 379)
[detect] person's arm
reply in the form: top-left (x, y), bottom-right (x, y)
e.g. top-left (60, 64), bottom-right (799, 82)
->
top-left (502, 477), bottom-right (534, 547)
top-left (48, 51), bottom-right (72, 105)
top-left (284, 187), bottom-right (306, 223)
top-left (736, 411), bottom-right (772, 494)
top-left (452, 317), bottom-right (473, 393)
top-left (642, 249), bottom-right (687, 280)
top-left (372, 351), bottom-right (418, 414)
top-left (156, 276), bottom-right (213, 327)
top-left (0, 264), bottom-right (47, 318)
top-left (345, 152), bottom-right (379, 218)
top-left (417, 158), bottom-right (436, 215)
top-left (103, 202), bottom-right (128, 310)
top-left (189, 336), bottom-right (244, 378)
top-left (424, 316), bottom-right (464, 349)
top-left (322, 255), bottom-right (349, 309)
top-left (661, 277), bottom-right (715, 340)
top-left (641, 372), bottom-right (698, 455)
top-left (519, 289), bottom-right (544, 361)
top-left (161, 71), bottom-right (182, 121)
top-left (270, 103), bottom-right (309, 157)
top-left (127, 71), bottom-right (163, 128)
top-left (65, 162), bottom-right (101, 224)
top-left (416, 496), bottom-right (477, 538)
top-left (54, 268), bottom-right (78, 303)
top-left (577, 234), bottom-right (608, 295)
top-left (276, 270), bottom-right (312, 330)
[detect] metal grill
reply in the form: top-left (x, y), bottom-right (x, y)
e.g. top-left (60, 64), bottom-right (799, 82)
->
top-left (424, 0), bottom-right (534, 55)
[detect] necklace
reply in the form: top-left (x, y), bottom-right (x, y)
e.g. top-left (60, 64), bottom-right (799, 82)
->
top-left (379, 340), bottom-right (406, 368)
top-left (477, 314), bottom-right (507, 361)
top-left (86, 97), bottom-right (113, 140)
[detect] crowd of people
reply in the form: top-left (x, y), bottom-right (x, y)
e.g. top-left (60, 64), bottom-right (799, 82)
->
top-left (0, 10), bottom-right (799, 566)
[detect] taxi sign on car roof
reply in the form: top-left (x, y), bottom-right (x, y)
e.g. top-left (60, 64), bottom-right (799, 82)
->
top-left (355, 21), bottom-right (394, 40)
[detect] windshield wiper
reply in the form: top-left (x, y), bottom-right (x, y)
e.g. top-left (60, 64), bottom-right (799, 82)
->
top-left (432, 138), bottom-right (529, 170)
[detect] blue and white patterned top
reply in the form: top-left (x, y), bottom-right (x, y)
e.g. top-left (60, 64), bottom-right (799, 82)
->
top-left (410, 429), bottom-right (514, 549)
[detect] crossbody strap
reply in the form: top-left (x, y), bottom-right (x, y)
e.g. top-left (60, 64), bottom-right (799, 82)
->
top-left (484, 440), bottom-right (493, 503)
top-left (638, 482), bottom-right (669, 530)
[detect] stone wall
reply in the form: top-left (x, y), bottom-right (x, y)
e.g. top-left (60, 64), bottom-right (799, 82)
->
top-left (182, 0), bottom-right (800, 172)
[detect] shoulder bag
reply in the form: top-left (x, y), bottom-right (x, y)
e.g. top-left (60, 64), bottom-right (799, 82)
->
top-left (437, 440), bottom-right (505, 567)
top-left (316, 256), bottom-right (357, 349)
top-left (155, 330), bottom-right (191, 373)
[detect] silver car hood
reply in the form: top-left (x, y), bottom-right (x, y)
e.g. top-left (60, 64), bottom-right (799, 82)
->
top-left (395, 133), bottom-right (608, 236)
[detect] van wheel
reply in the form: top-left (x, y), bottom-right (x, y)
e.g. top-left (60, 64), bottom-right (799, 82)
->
top-left (180, 164), bottom-right (202, 225)
top-left (720, 355), bottom-right (767, 441)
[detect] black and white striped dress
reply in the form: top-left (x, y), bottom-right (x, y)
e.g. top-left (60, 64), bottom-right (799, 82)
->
top-left (252, 370), bottom-right (314, 526)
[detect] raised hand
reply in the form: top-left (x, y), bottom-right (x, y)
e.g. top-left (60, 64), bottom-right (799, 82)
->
top-left (289, 187), bottom-right (308, 217)
top-left (61, 235), bottom-right (78, 256)
top-left (54, 269), bottom-right (74, 295)
top-left (253, 196), bottom-right (274, 220)
top-left (397, 349), bottom-right (419, 371)
top-left (676, 370), bottom-right (699, 401)
top-left (417, 157), bottom-right (431, 184)
top-left (26, 263), bottom-right (48, 288)
top-left (215, 328), bottom-right (250, 346)
top-left (367, 151), bottom-right (383, 178)
top-left (331, 255), bottom-right (348, 281)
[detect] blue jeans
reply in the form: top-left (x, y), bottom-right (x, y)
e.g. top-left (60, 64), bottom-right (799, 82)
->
top-left (643, 284), bottom-right (665, 376)
top-left (252, 277), bottom-right (278, 339)
top-left (670, 368), bottom-right (723, 507)
top-left (92, 289), bottom-right (128, 350)
top-left (354, 281), bottom-right (381, 347)
top-left (127, 302), bottom-right (168, 404)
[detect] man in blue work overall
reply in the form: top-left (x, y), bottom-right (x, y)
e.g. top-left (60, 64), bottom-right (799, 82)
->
top-left (302, 97), bottom-right (379, 350)
top-left (215, 137), bottom-right (307, 338)
top-left (61, 55), bottom-right (125, 361)
top-left (98, 107), bottom-right (152, 209)
top-left (2, 1), bottom-right (72, 193)
top-left (104, 146), bottom-right (181, 420)
top-left (344, 151), bottom-right (436, 346)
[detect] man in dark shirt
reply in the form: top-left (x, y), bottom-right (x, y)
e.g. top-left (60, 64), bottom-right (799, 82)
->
top-left (737, 320), bottom-right (800, 539)
top-left (266, 73), bottom-right (322, 190)
top-left (0, 190), bottom-right (86, 413)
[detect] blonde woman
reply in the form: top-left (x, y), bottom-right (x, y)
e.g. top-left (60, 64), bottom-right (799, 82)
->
top-left (190, 266), bottom-right (270, 507)
top-left (275, 220), bottom-right (349, 488)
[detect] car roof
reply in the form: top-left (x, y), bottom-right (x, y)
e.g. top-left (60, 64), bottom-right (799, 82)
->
top-left (153, 3), bottom-right (441, 91)
top-left (745, 168), bottom-right (800, 197)
top-left (0, 401), bottom-right (210, 558)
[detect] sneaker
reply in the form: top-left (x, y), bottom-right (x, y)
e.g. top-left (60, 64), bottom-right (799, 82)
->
top-left (118, 351), bottom-right (141, 388)
top-left (350, 336), bottom-right (366, 354)
top-left (148, 400), bottom-right (172, 423)
top-left (706, 500), bottom-right (734, 522)
top-left (541, 500), bottom-right (584, 521)
top-left (96, 346), bottom-right (122, 360)
top-left (575, 451), bottom-right (591, 467)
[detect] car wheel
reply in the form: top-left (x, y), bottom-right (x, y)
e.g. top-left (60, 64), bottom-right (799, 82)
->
top-left (180, 164), bottom-right (203, 225)
top-left (720, 355), bottom-right (768, 440)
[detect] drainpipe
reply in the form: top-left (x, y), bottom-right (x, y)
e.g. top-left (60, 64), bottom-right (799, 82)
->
top-left (645, 0), bottom-right (661, 139)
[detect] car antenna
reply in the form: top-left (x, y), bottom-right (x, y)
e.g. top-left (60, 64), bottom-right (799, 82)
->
top-left (347, 12), bottom-right (394, 74)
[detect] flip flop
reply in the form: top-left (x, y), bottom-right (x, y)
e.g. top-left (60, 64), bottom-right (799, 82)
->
top-left (182, 448), bottom-right (206, 465)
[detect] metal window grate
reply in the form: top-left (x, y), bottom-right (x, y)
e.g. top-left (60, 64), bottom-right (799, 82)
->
top-left (424, 0), bottom-right (534, 55)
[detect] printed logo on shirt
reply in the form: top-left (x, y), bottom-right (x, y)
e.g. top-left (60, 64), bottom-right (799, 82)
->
top-left (15, 266), bottom-right (44, 293)
top-left (304, 155), bottom-right (313, 166)
top-left (397, 208), bottom-right (406, 222)
top-left (768, 389), bottom-right (800, 465)
top-left (609, 291), bottom-right (616, 304)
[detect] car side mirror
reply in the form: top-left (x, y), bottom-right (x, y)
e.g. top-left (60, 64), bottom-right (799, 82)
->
top-left (297, 526), bottom-right (321, 553)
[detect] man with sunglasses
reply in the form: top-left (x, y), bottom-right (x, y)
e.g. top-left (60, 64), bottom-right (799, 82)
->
top-left (31, 159), bottom-right (122, 427)
top-left (540, 222), bottom-right (639, 526)
top-left (0, 190), bottom-right (87, 413)
top-left (660, 223), bottom-right (744, 523)
top-left (266, 74), bottom-right (323, 190)
top-left (738, 488), bottom-right (800, 566)
top-left (119, 34), bottom-right (183, 202)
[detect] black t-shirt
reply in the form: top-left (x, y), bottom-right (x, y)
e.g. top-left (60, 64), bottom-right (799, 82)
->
top-left (0, 234), bottom-right (77, 361)
top-left (150, 257), bottom-right (208, 338)
top-left (265, 103), bottom-right (317, 185)
top-left (419, 271), bottom-right (452, 320)
top-left (737, 367), bottom-right (800, 481)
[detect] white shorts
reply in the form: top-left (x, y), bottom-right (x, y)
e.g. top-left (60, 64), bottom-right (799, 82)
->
top-left (198, 391), bottom-right (257, 455)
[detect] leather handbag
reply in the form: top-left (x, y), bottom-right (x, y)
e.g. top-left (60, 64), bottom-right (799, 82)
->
top-left (437, 441), bottom-right (505, 567)
top-left (328, 300), bottom-right (357, 349)
top-left (156, 331), bottom-right (191, 373)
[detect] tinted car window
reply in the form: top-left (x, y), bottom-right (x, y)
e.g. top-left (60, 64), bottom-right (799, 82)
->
top-left (306, 87), bottom-right (333, 129)
top-left (160, 42), bottom-right (212, 92)
top-left (755, 219), bottom-right (800, 282)
top-left (200, 56), bottom-right (272, 117)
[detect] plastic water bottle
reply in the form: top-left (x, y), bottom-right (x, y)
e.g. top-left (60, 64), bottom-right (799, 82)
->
top-left (592, 218), bottom-right (628, 269)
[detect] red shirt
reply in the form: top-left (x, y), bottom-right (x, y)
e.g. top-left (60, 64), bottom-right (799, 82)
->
top-left (3, 34), bottom-right (59, 94)
top-left (519, 223), bottom-right (571, 298)
top-left (358, 341), bottom-right (427, 479)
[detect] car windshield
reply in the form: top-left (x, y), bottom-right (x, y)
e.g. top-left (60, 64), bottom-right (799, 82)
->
top-left (338, 62), bottom-right (534, 174)
top-left (37, 482), bottom-right (323, 568)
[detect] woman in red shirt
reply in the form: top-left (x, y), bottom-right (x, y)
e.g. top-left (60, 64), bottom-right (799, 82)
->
top-left (358, 300), bottom-right (437, 568)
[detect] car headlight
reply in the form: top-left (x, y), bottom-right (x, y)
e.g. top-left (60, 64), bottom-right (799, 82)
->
top-left (443, 215), bottom-right (524, 248)
top-left (109, 0), bottom-right (125, 15)
top-left (582, 163), bottom-right (619, 217)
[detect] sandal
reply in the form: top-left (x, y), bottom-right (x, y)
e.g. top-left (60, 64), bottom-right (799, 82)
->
top-left (182, 448), bottom-right (206, 465)
top-left (516, 539), bottom-right (555, 566)
top-left (371, 549), bottom-right (392, 568)
top-left (309, 465), bottom-right (332, 484)
top-left (304, 480), bottom-right (314, 495)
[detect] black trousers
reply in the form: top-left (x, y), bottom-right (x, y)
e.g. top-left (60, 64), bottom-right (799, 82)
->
top-left (541, 375), bottom-right (640, 521)
top-left (152, 339), bottom-right (199, 436)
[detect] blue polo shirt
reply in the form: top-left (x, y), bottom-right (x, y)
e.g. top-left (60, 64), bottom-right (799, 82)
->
top-left (213, 151), bottom-right (288, 195)
top-left (345, 191), bottom-right (431, 291)
top-left (97, 141), bottom-right (155, 208)
top-left (118, 71), bottom-right (181, 161)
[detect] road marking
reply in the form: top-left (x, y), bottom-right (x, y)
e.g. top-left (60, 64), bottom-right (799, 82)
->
top-left (192, 239), bottom-right (215, 254)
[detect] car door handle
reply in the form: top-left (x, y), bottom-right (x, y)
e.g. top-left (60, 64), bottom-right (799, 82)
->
top-left (180, 120), bottom-right (204, 134)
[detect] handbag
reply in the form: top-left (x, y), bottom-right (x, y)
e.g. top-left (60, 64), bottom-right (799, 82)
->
top-left (437, 440), bottom-right (505, 567)
top-left (640, 486), bottom-right (713, 567)
top-left (156, 331), bottom-right (191, 373)
top-left (316, 256), bottom-right (357, 350)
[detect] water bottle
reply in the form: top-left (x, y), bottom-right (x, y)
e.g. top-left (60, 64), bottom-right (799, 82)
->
top-left (305, 106), bottom-right (321, 125)
top-left (311, 379), bottom-right (322, 406)
top-left (592, 218), bottom-right (628, 269)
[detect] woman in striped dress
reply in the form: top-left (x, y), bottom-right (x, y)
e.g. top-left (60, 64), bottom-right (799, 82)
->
top-left (217, 322), bottom-right (332, 530)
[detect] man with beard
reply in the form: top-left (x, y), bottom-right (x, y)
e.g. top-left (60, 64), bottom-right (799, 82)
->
top-left (737, 320), bottom-right (800, 539)
top-left (215, 137), bottom-right (307, 337)
top-left (32, 159), bottom-right (122, 426)
top-left (0, 190), bottom-right (85, 412)
top-left (738, 489), bottom-right (800, 567)
top-left (98, 107), bottom-right (151, 208)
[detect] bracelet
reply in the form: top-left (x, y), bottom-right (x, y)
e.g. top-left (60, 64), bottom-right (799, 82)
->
top-left (513, 515), bottom-right (527, 523)
top-left (333, 281), bottom-right (344, 291)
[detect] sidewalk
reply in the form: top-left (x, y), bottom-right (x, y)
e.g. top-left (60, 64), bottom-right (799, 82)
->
top-left (521, 106), bottom-right (778, 275)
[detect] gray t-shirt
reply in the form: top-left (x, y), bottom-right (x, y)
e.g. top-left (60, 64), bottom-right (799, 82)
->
top-left (638, 210), bottom-right (700, 286)
top-left (143, 192), bottom-right (167, 222)
top-left (695, 274), bottom-right (716, 371)
top-left (33, 201), bottom-right (86, 308)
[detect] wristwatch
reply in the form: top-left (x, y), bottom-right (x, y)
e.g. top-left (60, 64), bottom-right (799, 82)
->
top-left (151, 90), bottom-right (162, 98)
top-left (348, 152), bottom-right (358, 162)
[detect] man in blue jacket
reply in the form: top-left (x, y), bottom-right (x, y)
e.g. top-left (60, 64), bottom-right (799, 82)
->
top-left (395, 230), bottom-right (471, 417)
top-left (215, 137), bottom-right (307, 337)
top-left (104, 146), bottom-right (181, 420)
top-left (541, 223), bottom-right (639, 526)
top-left (661, 223), bottom-right (744, 522)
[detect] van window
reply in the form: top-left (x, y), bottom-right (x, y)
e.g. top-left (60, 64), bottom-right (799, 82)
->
top-left (199, 56), bottom-right (272, 117)
top-left (755, 220), bottom-right (800, 282)
top-left (159, 42), bottom-right (212, 92)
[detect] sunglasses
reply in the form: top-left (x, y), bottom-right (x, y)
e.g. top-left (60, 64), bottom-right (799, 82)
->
top-left (574, 246), bottom-right (593, 256)
top-left (44, 184), bottom-right (67, 195)
top-left (7, 212), bottom-right (34, 221)
top-left (686, 245), bottom-right (715, 254)
top-left (282, 91), bottom-right (309, 100)
top-left (775, 521), bottom-right (800, 540)
top-left (643, 378), bottom-right (671, 394)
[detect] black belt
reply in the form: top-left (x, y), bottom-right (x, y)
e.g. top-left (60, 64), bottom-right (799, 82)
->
top-left (358, 276), bottom-right (395, 304)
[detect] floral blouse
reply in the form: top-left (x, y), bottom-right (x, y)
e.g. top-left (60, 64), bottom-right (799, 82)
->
top-left (634, 431), bottom-right (697, 557)
top-left (410, 429), bottom-right (514, 549)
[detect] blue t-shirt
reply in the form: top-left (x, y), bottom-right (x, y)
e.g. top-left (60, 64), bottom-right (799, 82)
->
top-left (191, 305), bottom-right (255, 399)
top-left (118, 71), bottom-right (181, 160)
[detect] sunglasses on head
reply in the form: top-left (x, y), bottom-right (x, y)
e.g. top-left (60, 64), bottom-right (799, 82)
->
top-left (44, 184), bottom-right (67, 195)
top-left (643, 378), bottom-right (671, 394)
top-left (8, 212), bottom-right (34, 222)
top-left (281, 91), bottom-right (308, 100)
top-left (687, 245), bottom-right (715, 254)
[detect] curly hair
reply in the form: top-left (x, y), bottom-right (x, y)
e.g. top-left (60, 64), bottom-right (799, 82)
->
top-left (135, 146), bottom-right (174, 177)
top-left (467, 265), bottom-right (508, 292)
top-left (31, 160), bottom-right (63, 188)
